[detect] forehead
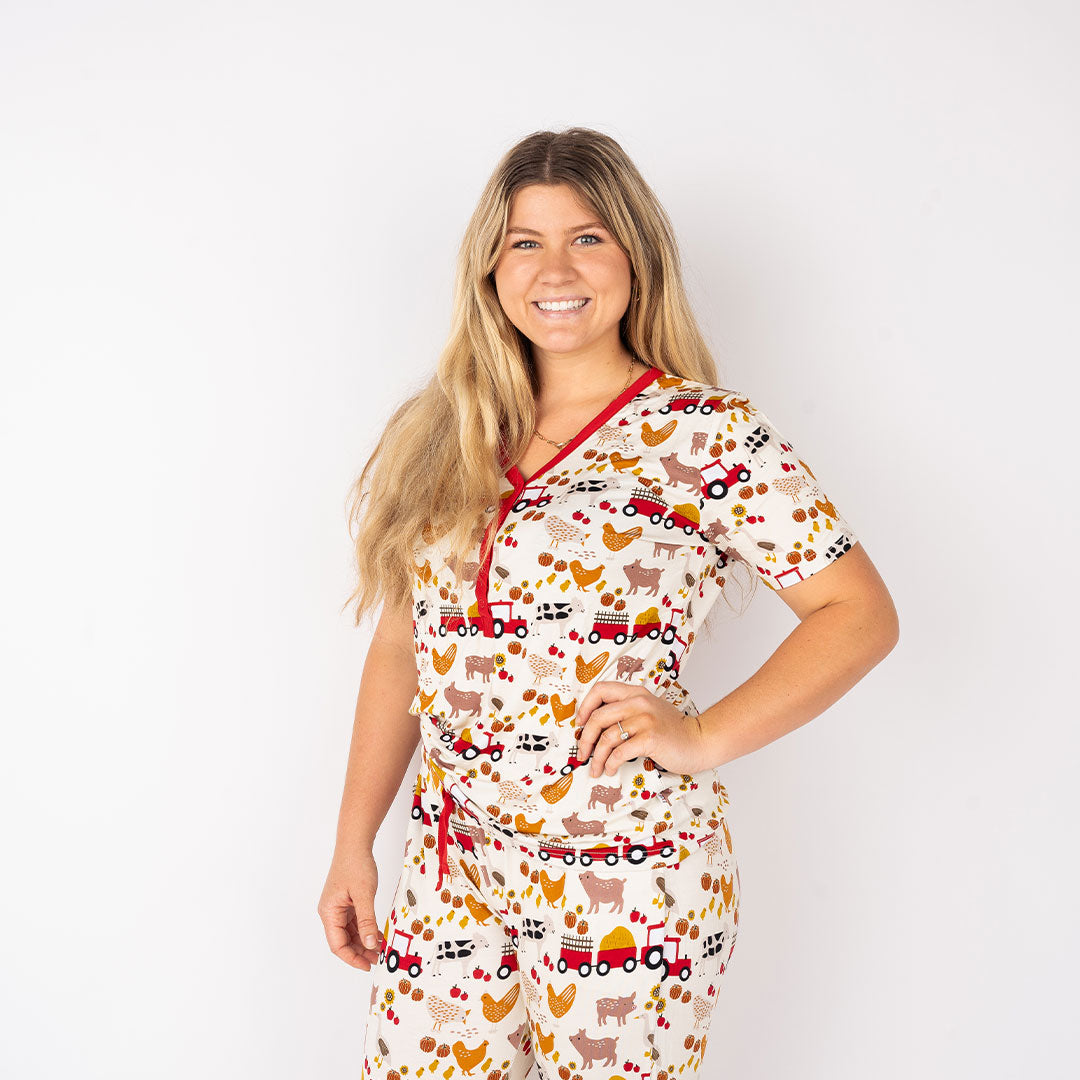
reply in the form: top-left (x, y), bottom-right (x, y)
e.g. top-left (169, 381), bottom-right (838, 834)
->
top-left (507, 183), bottom-right (603, 229)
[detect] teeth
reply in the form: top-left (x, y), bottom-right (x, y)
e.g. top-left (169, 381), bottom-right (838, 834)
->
top-left (536, 299), bottom-right (587, 311)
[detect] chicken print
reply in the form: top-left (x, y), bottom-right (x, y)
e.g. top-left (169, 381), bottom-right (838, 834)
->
top-left (363, 735), bottom-right (744, 1080)
top-left (362, 368), bottom-right (855, 1077)
top-left (406, 370), bottom-right (858, 853)
top-left (543, 514), bottom-right (586, 549)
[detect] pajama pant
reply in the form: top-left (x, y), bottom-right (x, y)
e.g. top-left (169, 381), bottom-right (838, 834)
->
top-left (361, 769), bottom-right (741, 1080)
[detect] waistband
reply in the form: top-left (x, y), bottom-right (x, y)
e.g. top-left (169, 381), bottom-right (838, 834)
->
top-left (428, 775), bottom-right (714, 892)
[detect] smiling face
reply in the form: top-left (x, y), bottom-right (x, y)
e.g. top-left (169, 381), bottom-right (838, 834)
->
top-left (493, 183), bottom-right (633, 369)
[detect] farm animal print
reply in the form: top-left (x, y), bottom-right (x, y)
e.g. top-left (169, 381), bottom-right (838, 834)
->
top-left (361, 764), bottom-right (740, 1080)
top-left (407, 367), bottom-right (859, 849)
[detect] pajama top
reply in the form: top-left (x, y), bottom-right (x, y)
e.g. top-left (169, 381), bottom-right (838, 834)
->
top-left (407, 365), bottom-right (858, 887)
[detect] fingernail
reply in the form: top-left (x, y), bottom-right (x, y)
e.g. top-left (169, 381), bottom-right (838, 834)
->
top-left (364, 934), bottom-right (376, 948)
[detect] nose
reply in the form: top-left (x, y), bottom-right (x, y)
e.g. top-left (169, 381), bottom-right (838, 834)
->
top-left (535, 246), bottom-right (577, 286)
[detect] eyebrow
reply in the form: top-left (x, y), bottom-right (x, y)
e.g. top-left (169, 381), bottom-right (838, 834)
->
top-left (505, 221), bottom-right (608, 237)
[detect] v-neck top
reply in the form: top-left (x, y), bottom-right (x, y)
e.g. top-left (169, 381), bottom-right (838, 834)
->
top-left (408, 367), bottom-right (858, 848)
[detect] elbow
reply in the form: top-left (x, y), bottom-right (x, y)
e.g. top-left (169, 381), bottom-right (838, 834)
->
top-left (872, 601), bottom-right (901, 659)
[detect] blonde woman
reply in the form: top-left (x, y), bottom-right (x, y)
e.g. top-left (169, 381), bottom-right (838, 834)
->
top-left (319, 127), bottom-right (898, 1079)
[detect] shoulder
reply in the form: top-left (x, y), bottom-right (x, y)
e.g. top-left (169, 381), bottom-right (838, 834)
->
top-left (637, 376), bottom-right (763, 439)
top-left (644, 374), bottom-right (752, 409)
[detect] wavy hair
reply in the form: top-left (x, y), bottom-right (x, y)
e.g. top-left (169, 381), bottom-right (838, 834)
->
top-left (342, 126), bottom-right (755, 628)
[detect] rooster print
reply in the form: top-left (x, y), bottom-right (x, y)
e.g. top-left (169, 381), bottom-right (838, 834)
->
top-left (403, 370), bottom-right (859, 851)
top-left (361, 759), bottom-right (741, 1080)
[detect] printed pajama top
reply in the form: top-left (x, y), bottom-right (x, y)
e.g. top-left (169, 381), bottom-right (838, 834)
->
top-left (407, 365), bottom-right (859, 887)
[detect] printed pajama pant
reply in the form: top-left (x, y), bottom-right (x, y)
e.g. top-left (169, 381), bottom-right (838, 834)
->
top-left (360, 771), bottom-right (741, 1080)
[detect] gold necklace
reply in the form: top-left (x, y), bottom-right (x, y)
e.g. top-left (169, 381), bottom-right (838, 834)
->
top-left (533, 355), bottom-right (641, 449)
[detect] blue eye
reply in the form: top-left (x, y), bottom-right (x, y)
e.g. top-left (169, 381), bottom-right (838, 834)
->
top-left (510, 234), bottom-right (603, 249)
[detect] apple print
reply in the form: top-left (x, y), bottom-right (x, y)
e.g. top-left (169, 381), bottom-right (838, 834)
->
top-left (498, 670), bottom-right (508, 679)
top-left (548, 645), bottom-right (559, 656)
top-left (450, 984), bottom-right (461, 998)
top-left (572, 510), bottom-right (584, 521)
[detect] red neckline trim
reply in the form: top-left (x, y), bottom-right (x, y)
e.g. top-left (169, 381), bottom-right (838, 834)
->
top-left (505, 365), bottom-right (662, 486)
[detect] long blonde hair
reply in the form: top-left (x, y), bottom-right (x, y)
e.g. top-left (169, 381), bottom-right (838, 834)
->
top-left (343, 126), bottom-right (749, 626)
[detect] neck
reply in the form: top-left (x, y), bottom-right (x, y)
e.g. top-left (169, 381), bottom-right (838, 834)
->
top-left (532, 351), bottom-right (640, 411)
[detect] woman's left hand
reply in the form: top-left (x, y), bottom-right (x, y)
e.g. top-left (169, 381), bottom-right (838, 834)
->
top-left (574, 682), bottom-right (713, 778)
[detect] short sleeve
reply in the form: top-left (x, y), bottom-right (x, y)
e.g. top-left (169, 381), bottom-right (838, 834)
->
top-left (697, 391), bottom-right (858, 591)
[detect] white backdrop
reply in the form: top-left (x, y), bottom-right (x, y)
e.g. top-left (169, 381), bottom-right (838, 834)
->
top-left (2, 2), bottom-right (1075, 1077)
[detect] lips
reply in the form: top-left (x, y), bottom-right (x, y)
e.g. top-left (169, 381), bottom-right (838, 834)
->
top-left (532, 298), bottom-right (591, 316)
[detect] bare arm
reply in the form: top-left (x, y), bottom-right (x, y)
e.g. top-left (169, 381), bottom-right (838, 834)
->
top-left (696, 542), bottom-right (899, 766)
top-left (320, 594), bottom-right (422, 970)
top-left (334, 595), bottom-right (423, 855)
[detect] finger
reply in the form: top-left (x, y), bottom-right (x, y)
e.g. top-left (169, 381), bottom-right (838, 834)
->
top-left (574, 680), bottom-right (633, 733)
top-left (323, 911), bottom-right (365, 967)
top-left (355, 913), bottom-right (383, 953)
top-left (321, 899), bottom-right (384, 969)
top-left (585, 711), bottom-right (647, 776)
top-left (591, 729), bottom-right (651, 777)
top-left (576, 696), bottom-right (642, 764)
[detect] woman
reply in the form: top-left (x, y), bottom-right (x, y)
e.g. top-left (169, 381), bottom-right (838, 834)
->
top-left (319, 127), bottom-right (898, 1079)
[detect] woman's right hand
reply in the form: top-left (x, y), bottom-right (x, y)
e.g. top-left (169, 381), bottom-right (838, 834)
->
top-left (318, 847), bottom-right (385, 971)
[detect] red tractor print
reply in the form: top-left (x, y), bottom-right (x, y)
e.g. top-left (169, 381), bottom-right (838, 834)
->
top-left (656, 390), bottom-right (720, 415)
top-left (383, 929), bottom-right (423, 977)
top-left (557, 920), bottom-right (680, 977)
top-left (511, 481), bottom-right (553, 513)
top-left (582, 836), bottom-right (676, 866)
top-left (537, 835), bottom-right (676, 866)
top-left (497, 942), bottom-right (519, 980)
top-left (659, 934), bottom-right (693, 981)
top-left (699, 456), bottom-right (751, 501)
top-left (587, 610), bottom-right (632, 644)
top-left (621, 485), bottom-right (670, 525)
top-left (410, 789), bottom-right (434, 826)
top-left (664, 503), bottom-right (701, 535)
top-left (440, 726), bottom-right (505, 762)
top-left (437, 603), bottom-right (471, 637)
top-left (447, 820), bottom-right (481, 859)
top-left (588, 609), bottom-right (667, 645)
top-left (471, 599), bottom-right (529, 639)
